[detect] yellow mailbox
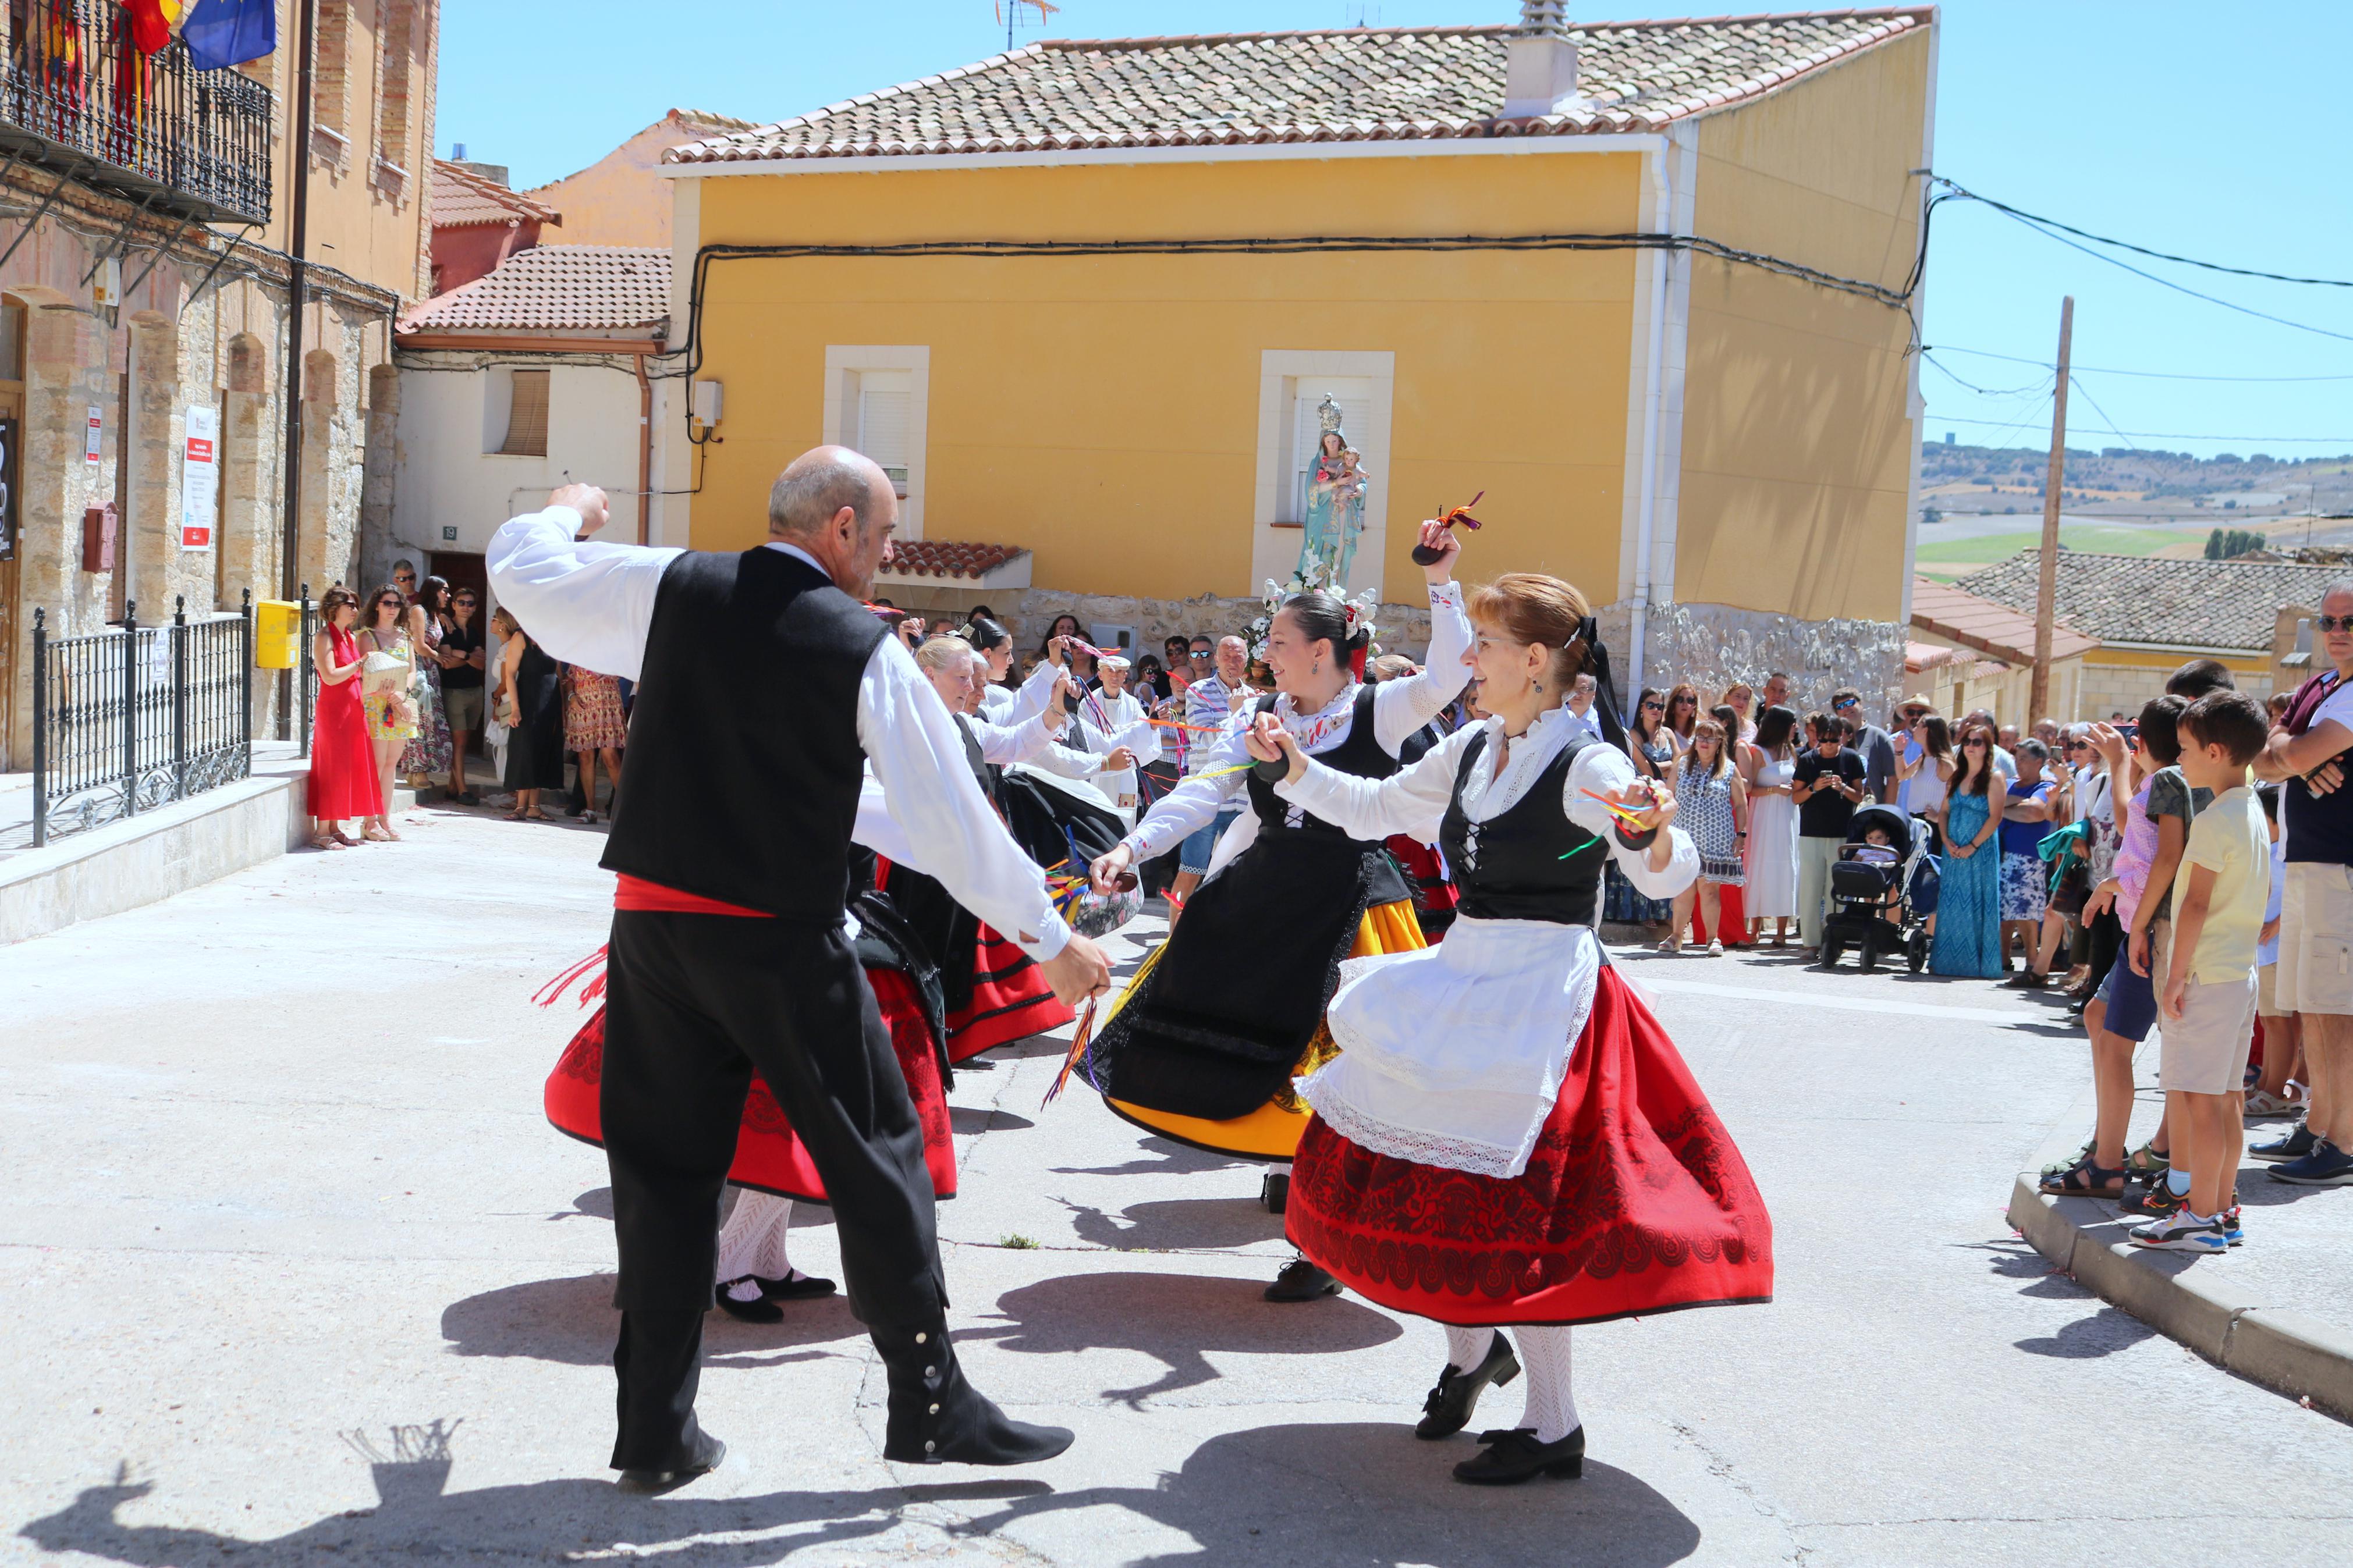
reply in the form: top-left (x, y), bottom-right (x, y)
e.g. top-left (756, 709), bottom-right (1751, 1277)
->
top-left (254, 599), bottom-right (302, 669)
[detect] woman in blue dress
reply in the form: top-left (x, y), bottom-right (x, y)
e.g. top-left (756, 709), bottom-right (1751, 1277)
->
top-left (1931, 721), bottom-right (2009, 979)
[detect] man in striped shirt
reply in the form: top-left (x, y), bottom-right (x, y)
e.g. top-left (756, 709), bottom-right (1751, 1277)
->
top-left (1167, 634), bottom-right (1250, 926)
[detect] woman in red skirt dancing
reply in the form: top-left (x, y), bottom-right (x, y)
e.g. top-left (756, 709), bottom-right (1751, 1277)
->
top-left (1244, 570), bottom-right (1772, 1487)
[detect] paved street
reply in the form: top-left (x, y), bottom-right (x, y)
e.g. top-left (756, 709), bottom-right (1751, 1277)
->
top-left (5, 803), bottom-right (2352, 1567)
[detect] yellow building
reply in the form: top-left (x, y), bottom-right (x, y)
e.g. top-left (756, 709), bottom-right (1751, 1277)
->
top-left (655, 5), bottom-right (1935, 701)
top-left (1955, 550), bottom-right (2341, 720)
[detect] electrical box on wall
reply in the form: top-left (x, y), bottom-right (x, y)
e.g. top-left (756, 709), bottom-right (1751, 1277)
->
top-left (90, 255), bottom-right (121, 310)
top-left (80, 502), bottom-right (118, 572)
top-left (691, 380), bottom-right (723, 426)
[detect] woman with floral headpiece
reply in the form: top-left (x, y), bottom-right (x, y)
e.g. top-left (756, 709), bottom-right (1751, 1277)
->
top-left (1086, 520), bottom-right (1472, 1302)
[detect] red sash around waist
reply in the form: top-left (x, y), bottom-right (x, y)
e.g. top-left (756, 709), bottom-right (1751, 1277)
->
top-left (613, 874), bottom-right (772, 918)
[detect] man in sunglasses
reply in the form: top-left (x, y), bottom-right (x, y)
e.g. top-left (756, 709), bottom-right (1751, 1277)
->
top-left (1831, 687), bottom-right (1897, 805)
top-left (2253, 586), bottom-right (2353, 1187)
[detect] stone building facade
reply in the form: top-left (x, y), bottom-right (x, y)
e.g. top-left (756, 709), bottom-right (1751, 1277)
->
top-left (0, 1), bottom-right (438, 771)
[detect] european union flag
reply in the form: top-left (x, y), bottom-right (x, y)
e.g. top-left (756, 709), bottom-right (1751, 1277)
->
top-left (181, 0), bottom-right (276, 70)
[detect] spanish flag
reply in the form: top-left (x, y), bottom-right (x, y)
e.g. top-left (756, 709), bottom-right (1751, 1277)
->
top-left (125, 0), bottom-right (185, 55)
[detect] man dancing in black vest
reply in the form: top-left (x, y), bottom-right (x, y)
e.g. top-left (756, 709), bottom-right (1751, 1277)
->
top-left (489, 449), bottom-right (1113, 1492)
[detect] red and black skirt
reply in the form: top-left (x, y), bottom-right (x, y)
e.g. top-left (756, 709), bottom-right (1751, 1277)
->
top-left (876, 856), bottom-right (1072, 1063)
top-left (1285, 963), bottom-right (1771, 1326)
top-left (543, 964), bottom-right (958, 1203)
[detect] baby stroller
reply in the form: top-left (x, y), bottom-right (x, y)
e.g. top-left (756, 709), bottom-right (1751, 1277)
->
top-left (1818, 803), bottom-right (1939, 973)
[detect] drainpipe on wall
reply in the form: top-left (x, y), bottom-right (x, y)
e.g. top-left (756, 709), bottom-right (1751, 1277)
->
top-left (1627, 142), bottom-right (1673, 702)
top-left (633, 346), bottom-right (651, 545)
top-left (276, 0), bottom-right (316, 738)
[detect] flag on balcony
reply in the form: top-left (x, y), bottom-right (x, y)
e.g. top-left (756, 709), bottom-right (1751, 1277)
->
top-left (126, 0), bottom-right (187, 55)
top-left (181, 0), bottom-right (274, 69)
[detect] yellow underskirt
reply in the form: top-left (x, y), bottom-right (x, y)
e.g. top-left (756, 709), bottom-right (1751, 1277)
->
top-left (1104, 898), bottom-right (1426, 1160)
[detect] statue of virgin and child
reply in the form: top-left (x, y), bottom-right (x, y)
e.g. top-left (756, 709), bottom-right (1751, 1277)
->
top-left (1292, 396), bottom-right (1369, 591)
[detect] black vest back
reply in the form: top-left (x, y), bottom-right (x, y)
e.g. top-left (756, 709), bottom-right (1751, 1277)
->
top-left (1442, 727), bottom-right (1608, 925)
top-left (601, 546), bottom-right (887, 920)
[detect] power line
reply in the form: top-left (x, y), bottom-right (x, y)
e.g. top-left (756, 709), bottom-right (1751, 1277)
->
top-left (1927, 343), bottom-right (2353, 384)
top-left (1926, 413), bottom-right (2353, 445)
top-left (1922, 351), bottom-right (2052, 400)
top-left (1929, 179), bottom-right (2353, 289)
top-left (2066, 375), bottom-right (2139, 453)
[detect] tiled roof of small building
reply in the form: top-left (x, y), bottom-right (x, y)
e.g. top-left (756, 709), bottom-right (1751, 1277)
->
top-left (398, 247), bottom-right (670, 337)
top-left (883, 541), bottom-right (1028, 580)
top-left (430, 159), bottom-right (563, 228)
top-left (668, 9), bottom-right (1930, 165)
top-left (1911, 577), bottom-right (2097, 666)
top-left (1956, 551), bottom-right (2345, 653)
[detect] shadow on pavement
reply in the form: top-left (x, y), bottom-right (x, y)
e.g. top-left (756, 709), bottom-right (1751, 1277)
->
top-left (957, 1421), bottom-right (1705, 1568)
top-left (1060, 1194), bottom-right (1284, 1252)
top-left (20, 1463), bottom-right (1049, 1568)
top-left (951, 1105), bottom-right (1037, 1134)
top-left (1053, 1137), bottom-right (1243, 1179)
top-left (2014, 1306), bottom-right (2157, 1360)
top-left (965, 1271), bottom-right (1404, 1405)
top-left (439, 1275), bottom-right (866, 1367)
top-left (24, 1424), bottom-right (1702, 1568)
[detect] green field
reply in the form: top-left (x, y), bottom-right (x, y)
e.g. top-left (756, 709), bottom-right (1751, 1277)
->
top-left (1914, 524), bottom-right (2202, 582)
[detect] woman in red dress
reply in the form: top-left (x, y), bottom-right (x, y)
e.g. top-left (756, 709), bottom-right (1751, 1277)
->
top-left (1244, 570), bottom-right (1772, 1487)
top-left (306, 586), bottom-right (384, 849)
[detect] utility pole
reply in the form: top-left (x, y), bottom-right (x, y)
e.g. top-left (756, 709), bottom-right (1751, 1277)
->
top-left (277, 0), bottom-right (317, 738)
top-left (2031, 296), bottom-right (2073, 726)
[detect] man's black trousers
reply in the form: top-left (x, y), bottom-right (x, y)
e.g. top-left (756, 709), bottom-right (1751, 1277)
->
top-left (601, 908), bottom-right (947, 1469)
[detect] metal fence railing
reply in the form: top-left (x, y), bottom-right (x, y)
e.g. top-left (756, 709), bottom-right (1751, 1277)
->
top-left (30, 592), bottom-right (254, 848)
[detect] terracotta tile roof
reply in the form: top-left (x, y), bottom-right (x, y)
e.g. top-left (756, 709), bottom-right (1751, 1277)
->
top-left (1955, 551), bottom-right (2345, 654)
top-left (668, 9), bottom-right (1930, 165)
top-left (398, 246), bottom-right (670, 337)
top-left (1911, 577), bottom-right (2098, 667)
top-left (430, 158), bottom-right (563, 229)
top-left (883, 541), bottom-right (1028, 579)
top-left (670, 107), bottom-right (761, 132)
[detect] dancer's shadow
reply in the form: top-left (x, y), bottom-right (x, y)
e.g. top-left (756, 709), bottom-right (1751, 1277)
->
top-left (960, 1271), bottom-right (1401, 1406)
top-left (950, 1106), bottom-right (1036, 1134)
top-left (2014, 1306), bottom-right (2157, 1360)
top-left (950, 1421), bottom-right (1704, 1568)
top-left (1054, 1137), bottom-right (1242, 1179)
top-left (438, 1275), bottom-right (866, 1368)
top-left (1060, 1195), bottom-right (1283, 1253)
top-left (22, 1460), bottom-right (1049, 1568)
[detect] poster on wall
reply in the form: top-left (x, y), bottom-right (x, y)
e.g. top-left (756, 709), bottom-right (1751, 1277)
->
top-left (84, 406), bottom-right (101, 465)
top-left (180, 406), bottom-right (219, 551)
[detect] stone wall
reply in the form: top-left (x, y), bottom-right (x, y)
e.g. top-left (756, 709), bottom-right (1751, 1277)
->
top-left (1595, 599), bottom-right (1907, 716)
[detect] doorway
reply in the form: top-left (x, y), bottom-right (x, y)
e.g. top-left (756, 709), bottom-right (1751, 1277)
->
top-left (0, 300), bottom-right (24, 768)
top-left (430, 550), bottom-right (487, 615)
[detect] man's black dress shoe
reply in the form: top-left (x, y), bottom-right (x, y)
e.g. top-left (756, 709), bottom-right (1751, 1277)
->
top-left (756, 1270), bottom-right (838, 1302)
top-left (616, 1431), bottom-right (726, 1495)
top-left (1453, 1426), bottom-right (1585, 1485)
top-left (713, 1279), bottom-right (782, 1324)
top-left (873, 1324), bottom-right (1073, 1465)
top-left (1414, 1331), bottom-right (1519, 1439)
top-left (1264, 1256), bottom-right (1340, 1302)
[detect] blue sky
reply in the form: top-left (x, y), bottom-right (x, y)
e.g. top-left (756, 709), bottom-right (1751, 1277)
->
top-left (438, 1), bottom-right (2353, 459)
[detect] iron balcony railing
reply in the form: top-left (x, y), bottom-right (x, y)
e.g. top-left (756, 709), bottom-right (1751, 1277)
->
top-left (0, 0), bottom-right (273, 226)
top-left (29, 592), bottom-right (254, 848)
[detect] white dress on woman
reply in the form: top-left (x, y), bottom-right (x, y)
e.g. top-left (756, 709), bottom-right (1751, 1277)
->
top-left (1745, 752), bottom-right (1800, 919)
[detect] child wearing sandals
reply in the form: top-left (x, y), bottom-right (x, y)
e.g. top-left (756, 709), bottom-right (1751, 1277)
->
top-left (2134, 691), bottom-right (2272, 1253)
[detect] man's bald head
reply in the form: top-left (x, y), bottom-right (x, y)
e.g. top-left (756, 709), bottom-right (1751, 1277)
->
top-left (765, 446), bottom-right (900, 598)
top-left (769, 446), bottom-right (892, 539)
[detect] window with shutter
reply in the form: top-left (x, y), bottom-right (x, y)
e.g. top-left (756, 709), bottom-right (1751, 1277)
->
top-left (852, 371), bottom-right (913, 495)
top-left (499, 369), bottom-right (549, 457)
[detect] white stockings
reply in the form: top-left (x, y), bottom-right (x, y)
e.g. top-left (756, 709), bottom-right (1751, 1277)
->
top-left (715, 1189), bottom-right (794, 1297)
top-left (1443, 1325), bottom-right (1493, 1374)
top-left (1511, 1325), bottom-right (1578, 1443)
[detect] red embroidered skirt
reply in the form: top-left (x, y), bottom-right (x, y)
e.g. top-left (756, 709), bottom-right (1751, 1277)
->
top-left (544, 966), bottom-right (957, 1202)
top-left (945, 923), bottom-right (1073, 1064)
top-left (1285, 964), bottom-right (1772, 1327)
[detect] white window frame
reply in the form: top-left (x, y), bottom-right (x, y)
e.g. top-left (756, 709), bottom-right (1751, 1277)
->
top-left (1251, 349), bottom-right (1395, 601)
top-left (823, 345), bottom-right (930, 541)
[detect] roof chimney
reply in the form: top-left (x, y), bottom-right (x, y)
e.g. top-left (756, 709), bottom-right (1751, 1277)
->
top-left (1503, 1), bottom-right (1583, 119)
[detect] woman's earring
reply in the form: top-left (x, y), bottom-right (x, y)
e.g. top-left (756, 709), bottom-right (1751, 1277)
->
top-left (1533, 678), bottom-right (1543, 695)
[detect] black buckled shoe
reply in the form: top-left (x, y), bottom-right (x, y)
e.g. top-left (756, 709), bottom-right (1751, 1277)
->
top-left (1452, 1425), bottom-right (1585, 1485)
top-left (1263, 1256), bottom-right (1340, 1302)
top-left (1414, 1332), bottom-right (1519, 1440)
top-left (873, 1324), bottom-right (1073, 1466)
top-left (616, 1428), bottom-right (726, 1495)
top-left (713, 1278), bottom-right (782, 1324)
top-left (756, 1270), bottom-right (838, 1302)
